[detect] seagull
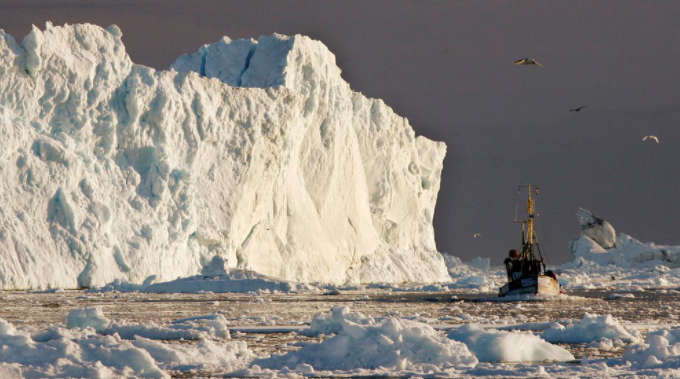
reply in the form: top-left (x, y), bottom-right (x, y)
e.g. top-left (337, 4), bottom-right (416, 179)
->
top-left (643, 135), bottom-right (659, 143)
top-left (473, 233), bottom-right (482, 238)
top-left (569, 106), bottom-right (587, 112)
top-left (513, 58), bottom-right (543, 67)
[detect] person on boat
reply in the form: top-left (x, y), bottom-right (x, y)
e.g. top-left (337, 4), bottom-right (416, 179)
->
top-left (503, 249), bottom-right (522, 280)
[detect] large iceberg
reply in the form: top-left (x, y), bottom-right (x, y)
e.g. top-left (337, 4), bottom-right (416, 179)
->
top-left (0, 23), bottom-right (449, 289)
top-left (567, 208), bottom-right (680, 269)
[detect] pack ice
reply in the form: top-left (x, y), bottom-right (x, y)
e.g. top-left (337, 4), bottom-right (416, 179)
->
top-left (0, 23), bottom-right (449, 289)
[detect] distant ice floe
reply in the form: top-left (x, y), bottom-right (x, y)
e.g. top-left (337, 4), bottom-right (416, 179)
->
top-left (89, 256), bottom-right (313, 294)
top-left (478, 293), bottom-right (592, 302)
top-left (568, 208), bottom-right (680, 269)
top-left (559, 208), bottom-right (680, 290)
top-left (442, 254), bottom-right (505, 292)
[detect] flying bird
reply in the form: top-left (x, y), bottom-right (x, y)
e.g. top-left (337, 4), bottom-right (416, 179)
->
top-left (473, 233), bottom-right (482, 238)
top-left (569, 106), bottom-right (587, 112)
top-left (643, 135), bottom-right (659, 143)
top-left (513, 58), bottom-right (543, 67)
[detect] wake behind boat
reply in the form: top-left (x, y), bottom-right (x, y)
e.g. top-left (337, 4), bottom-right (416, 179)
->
top-left (499, 185), bottom-right (561, 297)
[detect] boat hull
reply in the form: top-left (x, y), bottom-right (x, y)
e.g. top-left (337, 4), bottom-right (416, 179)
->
top-left (499, 275), bottom-right (560, 297)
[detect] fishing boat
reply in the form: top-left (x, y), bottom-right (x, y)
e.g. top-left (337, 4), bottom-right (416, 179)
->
top-left (499, 185), bottom-right (561, 297)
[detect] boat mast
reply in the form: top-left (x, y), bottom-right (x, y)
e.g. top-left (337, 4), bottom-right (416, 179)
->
top-left (518, 184), bottom-right (537, 262)
top-left (526, 184), bottom-right (535, 260)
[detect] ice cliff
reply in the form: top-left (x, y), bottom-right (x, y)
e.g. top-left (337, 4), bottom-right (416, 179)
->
top-left (0, 23), bottom-right (449, 289)
top-left (567, 208), bottom-right (680, 269)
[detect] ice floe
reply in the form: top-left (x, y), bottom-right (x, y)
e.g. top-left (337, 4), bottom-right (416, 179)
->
top-left (448, 324), bottom-right (574, 362)
top-left (541, 314), bottom-right (640, 344)
top-left (253, 306), bottom-right (478, 371)
top-left (623, 327), bottom-right (680, 368)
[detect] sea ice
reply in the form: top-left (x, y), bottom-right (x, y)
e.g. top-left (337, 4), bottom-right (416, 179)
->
top-left (0, 318), bottom-right (167, 378)
top-left (623, 327), bottom-right (680, 368)
top-left (300, 305), bottom-right (375, 337)
top-left (90, 256), bottom-right (314, 293)
top-left (253, 306), bottom-right (478, 371)
top-left (541, 314), bottom-right (640, 344)
top-left (447, 324), bottom-right (574, 362)
top-left (66, 307), bottom-right (111, 331)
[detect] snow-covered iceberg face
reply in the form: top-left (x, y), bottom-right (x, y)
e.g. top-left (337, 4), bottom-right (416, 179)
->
top-left (0, 23), bottom-right (448, 289)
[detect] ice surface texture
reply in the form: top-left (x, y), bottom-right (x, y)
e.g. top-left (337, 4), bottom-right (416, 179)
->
top-left (0, 23), bottom-right (449, 289)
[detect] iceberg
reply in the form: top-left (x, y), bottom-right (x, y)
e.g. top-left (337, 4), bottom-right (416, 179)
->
top-left (0, 22), bottom-right (449, 289)
top-left (567, 208), bottom-right (680, 269)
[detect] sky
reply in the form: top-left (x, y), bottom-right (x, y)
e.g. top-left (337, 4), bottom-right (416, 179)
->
top-left (1, 0), bottom-right (679, 265)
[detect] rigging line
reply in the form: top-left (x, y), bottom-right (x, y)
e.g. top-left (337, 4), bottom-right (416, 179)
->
top-left (535, 232), bottom-right (552, 268)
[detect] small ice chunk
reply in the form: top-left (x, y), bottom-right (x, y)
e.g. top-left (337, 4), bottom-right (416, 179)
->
top-left (66, 307), bottom-right (110, 331)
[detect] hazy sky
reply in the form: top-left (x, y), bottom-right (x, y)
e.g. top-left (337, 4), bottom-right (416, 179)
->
top-left (2, 1), bottom-right (679, 265)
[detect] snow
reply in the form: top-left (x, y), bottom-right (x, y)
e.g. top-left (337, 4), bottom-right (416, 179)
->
top-left (447, 324), bottom-right (574, 362)
top-left (541, 314), bottom-right (640, 344)
top-left (253, 306), bottom-right (478, 371)
top-left (0, 22), bottom-right (448, 289)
